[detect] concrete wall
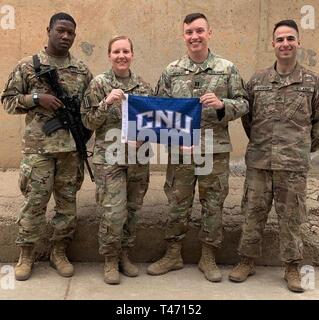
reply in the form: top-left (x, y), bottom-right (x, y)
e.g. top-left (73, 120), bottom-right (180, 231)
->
top-left (0, 0), bottom-right (318, 168)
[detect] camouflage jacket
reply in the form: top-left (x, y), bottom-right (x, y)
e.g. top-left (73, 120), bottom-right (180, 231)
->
top-left (242, 62), bottom-right (319, 172)
top-left (155, 51), bottom-right (249, 153)
top-left (1, 49), bottom-right (93, 154)
top-left (81, 69), bottom-right (153, 164)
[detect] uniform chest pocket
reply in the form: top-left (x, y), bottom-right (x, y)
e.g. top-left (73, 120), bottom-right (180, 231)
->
top-left (59, 68), bottom-right (88, 95)
top-left (170, 75), bottom-right (193, 97)
top-left (206, 72), bottom-right (228, 97)
top-left (285, 91), bottom-right (312, 126)
top-left (253, 86), bottom-right (276, 118)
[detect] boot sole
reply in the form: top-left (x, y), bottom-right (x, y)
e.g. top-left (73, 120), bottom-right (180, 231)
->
top-left (15, 264), bottom-right (34, 281)
top-left (198, 265), bottom-right (222, 282)
top-left (284, 276), bottom-right (305, 293)
top-left (121, 270), bottom-right (139, 277)
top-left (104, 279), bottom-right (120, 285)
top-left (229, 270), bottom-right (255, 283)
top-left (49, 261), bottom-right (74, 277)
top-left (119, 265), bottom-right (139, 277)
top-left (147, 264), bottom-right (184, 276)
top-left (15, 273), bottom-right (32, 281)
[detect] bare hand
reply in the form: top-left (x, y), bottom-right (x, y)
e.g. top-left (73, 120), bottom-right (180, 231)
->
top-left (127, 140), bottom-right (143, 148)
top-left (39, 94), bottom-right (63, 111)
top-left (200, 93), bottom-right (224, 109)
top-left (179, 145), bottom-right (194, 154)
top-left (104, 89), bottom-right (125, 106)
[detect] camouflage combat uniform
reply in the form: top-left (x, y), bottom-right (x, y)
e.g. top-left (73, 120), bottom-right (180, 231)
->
top-left (81, 69), bottom-right (153, 257)
top-left (239, 62), bottom-right (319, 263)
top-left (156, 51), bottom-right (249, 247)
top-left (1, 49), bottom-right (92, 246)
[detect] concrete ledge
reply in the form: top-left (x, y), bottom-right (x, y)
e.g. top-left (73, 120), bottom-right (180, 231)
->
top-left (0, 169), bottom-right (319, 265)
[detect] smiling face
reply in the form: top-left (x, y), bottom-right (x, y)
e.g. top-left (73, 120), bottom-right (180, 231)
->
top-left (183, 18), bottom-right (212, 59)
top-left (108, 39), bottom-right (133, 77)
top-left (47, 19), bottom-right (76, 56)
top-left (272, 25), bottom-right (300, 63)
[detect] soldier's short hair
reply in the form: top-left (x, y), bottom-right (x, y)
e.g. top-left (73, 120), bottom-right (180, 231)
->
top-left (273, 19), bottom-right (299, 36)
top-left (108, 36), bottom-right (134, 54)
top-left (183, 13), bottom-right (208, 25)
top-left (49, 12), bottom-right (76, 29)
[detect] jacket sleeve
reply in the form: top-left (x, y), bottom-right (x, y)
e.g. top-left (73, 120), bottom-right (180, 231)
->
top-left (155, 69), bottom-right (171, 97)
top-left (1, 62), bottom-right (35, 115)
top-left (311, 79), bottom-right (319, 152)
top-left (81, 78), bottom-right (110, 131)
top-left (220, 65), bottom-right (249, 123)
top-left (241, 78), bottom-right (254, 139)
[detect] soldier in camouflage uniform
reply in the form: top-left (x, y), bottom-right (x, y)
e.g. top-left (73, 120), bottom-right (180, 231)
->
top-left (229, 20), bottom-right (319, 293)
top-left (81, 36), bottom-right (153, 285)
top-left (1, 13), bottom-right (93, 281)
top-left (147, 13), bottom-right (249, 282)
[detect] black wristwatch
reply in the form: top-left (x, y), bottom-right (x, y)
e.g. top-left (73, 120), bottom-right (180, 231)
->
top-left (32, 92), bottom-right (39, 106)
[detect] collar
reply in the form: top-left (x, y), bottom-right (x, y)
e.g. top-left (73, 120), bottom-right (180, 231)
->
top-left (106, 68), bottom-right (140, 91)
top-left (178, 50), bottom-right (216, 72)
top-left (268, 62), bottom-right (303, 85)
top-left (37, 48), bottom-right (79, 68)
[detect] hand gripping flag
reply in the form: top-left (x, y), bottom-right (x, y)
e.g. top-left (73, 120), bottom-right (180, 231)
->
top-left (122, 94), bottom-right (202, 146)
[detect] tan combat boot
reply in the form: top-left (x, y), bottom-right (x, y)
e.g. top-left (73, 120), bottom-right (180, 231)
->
top-left (15, 246), bottom-right (34, 281)
top-left (284, 263), bottom-right (304, 293)
top-left (229, 256), bottom-right (255, 282)
top-left (147, 241), bottom-right (183, 275)
top-left (120, 249), bottom-right (139, 277)
top-left (50, 242), bottom-right (74, 277)
top-left (198, 243), bottom-right (222, 282)
top-left (104, 256), bottom-right (120, 285)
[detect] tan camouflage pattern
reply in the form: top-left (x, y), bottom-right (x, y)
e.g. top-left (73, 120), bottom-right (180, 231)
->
top-left (81, 69), bottom-right (153, 164)
top-left (242, 62), bottom-right (319, 171)
top-left (94, 163), bottom-right (149, 256)
top-left (16, 152), bottom-right (81, 245)
top-left (1, 49), bottom-right (92, 246)
top-left (1, 49), bottom-right (93, 154)
top-left (164, 153), bottom-right (229, 248)
top-left (238, 167), bottom-right (306, 263)
top-left (155, 51), bottom-right (249, 153)
top-left (81, 69), bottom-right (153, 256)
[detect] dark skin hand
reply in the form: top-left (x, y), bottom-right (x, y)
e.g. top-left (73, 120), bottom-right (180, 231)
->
top-left (38, 93), bottom-right (63, 111)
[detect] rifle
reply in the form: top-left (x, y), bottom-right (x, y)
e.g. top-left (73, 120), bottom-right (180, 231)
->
top-left (33, 55), bottom-right (95, 182)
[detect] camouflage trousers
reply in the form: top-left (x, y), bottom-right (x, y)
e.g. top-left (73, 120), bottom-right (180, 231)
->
top-left (16, 152), bottom-right (82, 246)
top-left (94, 163), bottom-right (149, 257)
top-left (238, 167), bottom-right (306, 263)
top-left (164, 152), bottom-right (230, 248)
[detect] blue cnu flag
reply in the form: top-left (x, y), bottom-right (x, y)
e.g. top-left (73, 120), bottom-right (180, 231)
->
top-left (122, 94), bottom-right (202, 146)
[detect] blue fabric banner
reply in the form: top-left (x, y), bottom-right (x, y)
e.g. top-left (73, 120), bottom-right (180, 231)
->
top-left (122, 94), bottom-right (202, 146)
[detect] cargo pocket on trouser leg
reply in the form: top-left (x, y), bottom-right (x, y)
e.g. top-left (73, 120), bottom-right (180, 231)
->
top-left (19, 160), bottom-right (33, 197)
